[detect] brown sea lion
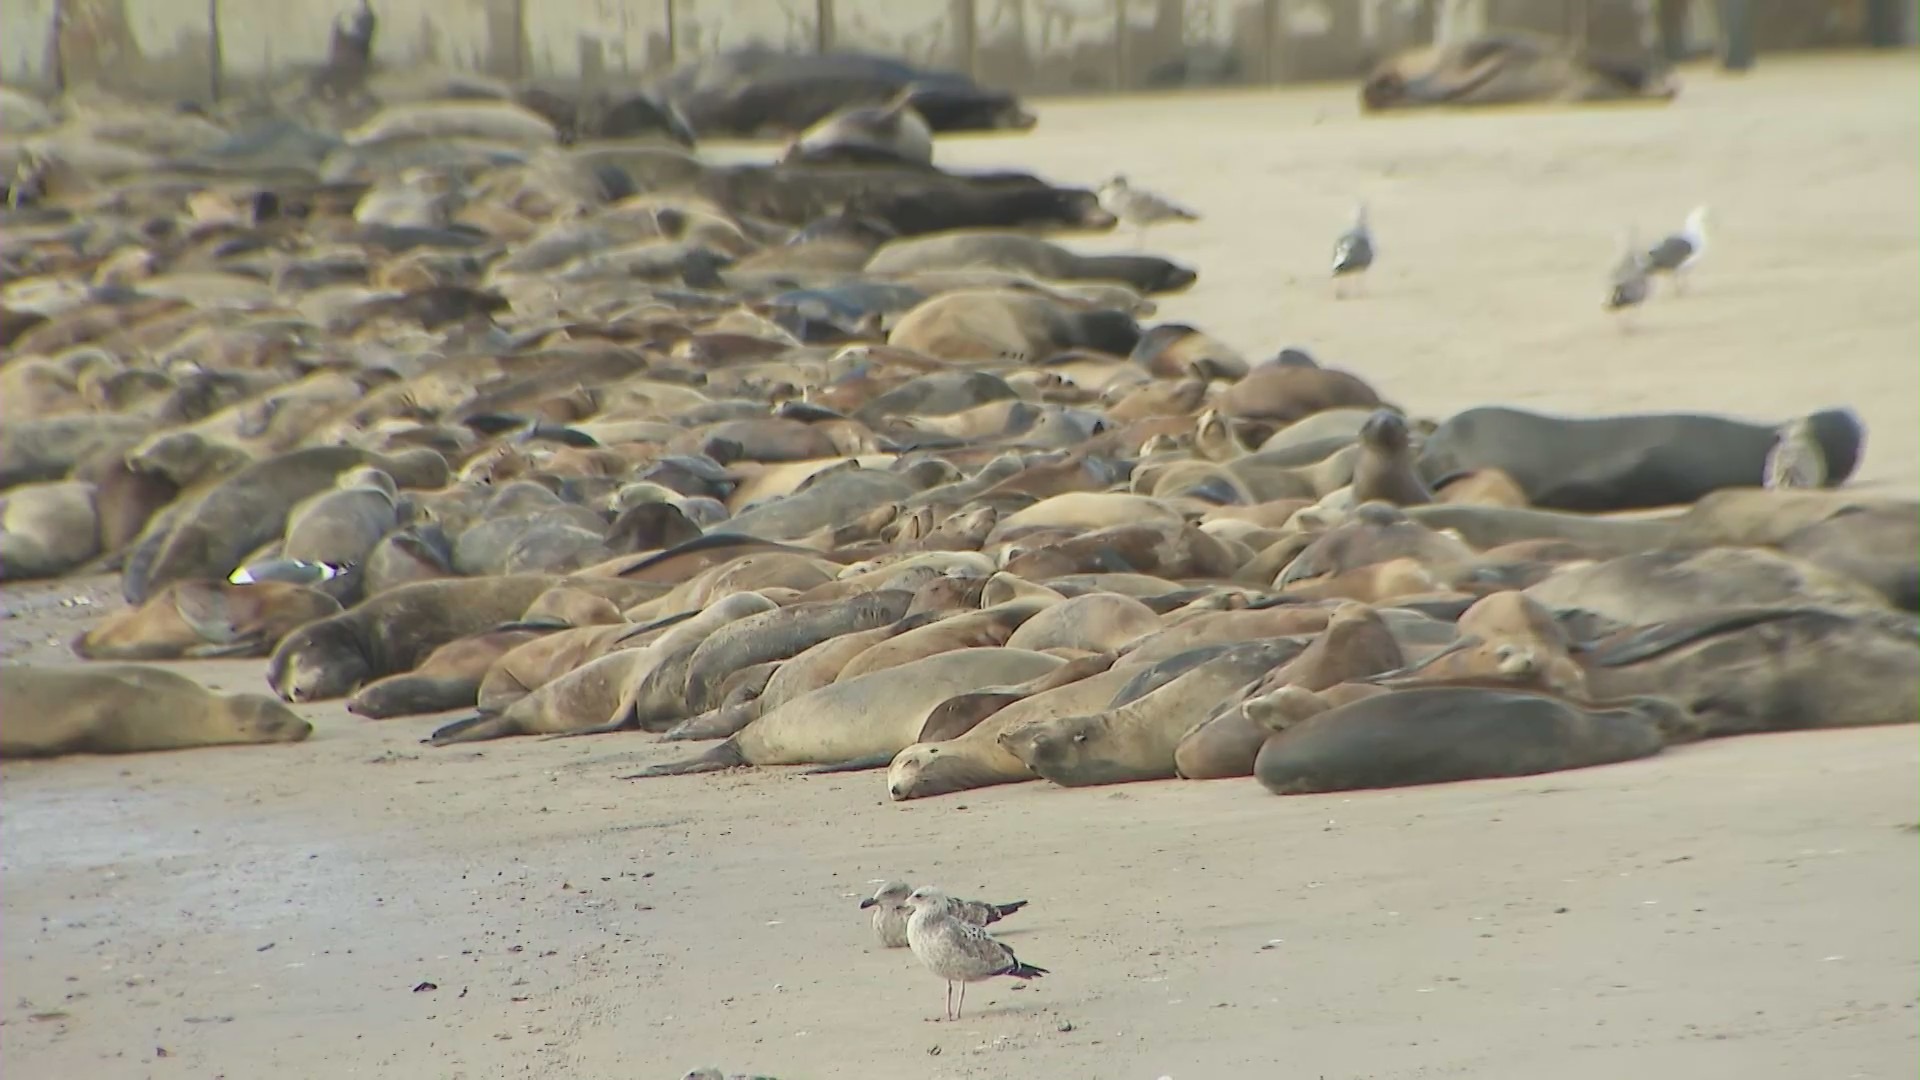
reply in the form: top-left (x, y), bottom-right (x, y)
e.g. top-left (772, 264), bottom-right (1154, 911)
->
top-left (1, 665), bottom-right (312, 759)
top-left (1360, 32), bottom-right (1679, 112)
top-left (835, 598), bottom-right (1053, 683)
top-left (73, 579), bottom-right (344, 661)
top-left (1349, 409), bottom-right (1432, 507)
top-left (0, 480), bottom-right (100, 581)
top-left (1524, 547), bottom-right (1886, 626)
top-left (887, 664), bottom-right (1136, 800)
top-left (627, 648), bottom-right (1067, 776)
top-left (998, 640), bottom-right (1295, 787)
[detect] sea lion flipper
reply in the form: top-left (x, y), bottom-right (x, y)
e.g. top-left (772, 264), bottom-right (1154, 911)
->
top-left (1588, 608), bottom-right (1805, 667)
top-left (662, 702), bottom-right (757, 742)
top-left (427, 712), bottom-right (513, 746)
top-left (619, 742), bottom-right (746, 779)
top-left (185, 635), bottom-right (269, 659)
top-left (801, 753), bottom-right (897, 775)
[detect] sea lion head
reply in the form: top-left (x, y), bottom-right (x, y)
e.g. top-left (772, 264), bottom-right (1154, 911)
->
top-left (224, 692), bottom-right (316, 744)
top-left (1358, 408), bottom-right (1412, 455)
top-left (267, 619), bottom-right (370, 703)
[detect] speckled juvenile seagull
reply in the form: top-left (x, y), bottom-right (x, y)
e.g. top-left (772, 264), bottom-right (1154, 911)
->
top-left (1097, 174), bottom-right (1200, 247)
top-left (859, 879), bottom-right (1028, 948)
top-left (903, 886), bottom-right (1048, 1020)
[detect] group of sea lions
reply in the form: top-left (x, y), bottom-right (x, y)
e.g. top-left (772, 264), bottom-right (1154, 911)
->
top-left (0, 26), bottom-right (1912, 802)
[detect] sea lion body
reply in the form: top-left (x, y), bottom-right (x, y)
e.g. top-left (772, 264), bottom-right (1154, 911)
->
top-left (634, 647), bottom-right (1066, 775)
top-left (0, 480), bottom-right (101, 580)
top-left (1525, 547), bottom-right (1885, 626)
top-left (888, 665), bottom-right (1135, 800)
top-left (1, 665), bottom-right (312, 758)
top-left (1000, 640), bottom-right (1294, 787)
top-left (1582, 607), bottom-right (1920, 736)
top-left (1416, 406), bottom-right (1864, 513)
top-left (267, 574), bottom-right (565, 703)
top-left (73, 579), bottom-right (343, 660)
top-left (1253, 687), bottom-right (1685, 795)
top-left (1361, 32), bottom-right (1680, 112)
top-left (346, 626), bottom-right (554, 718)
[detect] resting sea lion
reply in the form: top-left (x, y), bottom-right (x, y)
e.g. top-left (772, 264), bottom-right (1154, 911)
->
top-left (835, 598), bottom-right (1053, 683)
top-left (679, 589), bottom-right (914, 715)
top-left (1003, 592), bottom-right (1161, 654)
top-left (1525, 547), bottom-right (1885, 626)
top-left (1173, 603), bottom-right (1407, 780)
top-left (1252, 687), bottom-right (1694, 795)
top-left (1581, 607), bottom-right (1920, 736)
top-left (346, 625), bottom-right (557, 719)
top-left (781, 88), bottom-right (932, 166)
top-left (888, 664), bottom-right (1136, 800)
top-left (1360, 32), bottom-right (1680, 112)
top-left (0, 480), bottom-right (101, 581)
top-left (267, 574), bottom-right (565, 703)
top-left (73, 579), bottom-right (343, 660)
top-left (1, 665), bottom-right (312, 759)
top-left (999, 640), bottom-right (1294, 787)
top-left (663, 622), bottom-right (900, 742)
top-left (628, 647), bottom-right (1066, 776)
top-left (869, 232), bottom-right (1195, 295)
top-left (1415, 405), bottom-right (1864, 512)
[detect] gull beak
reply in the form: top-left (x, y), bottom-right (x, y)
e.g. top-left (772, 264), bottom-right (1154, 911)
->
top-left (858, 897), bottom-right (878, 909)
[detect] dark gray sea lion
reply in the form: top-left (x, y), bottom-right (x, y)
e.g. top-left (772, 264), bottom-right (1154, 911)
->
top-left (1580, 606), bottom-right (1920, 736)
top-left (1252, 687), bottom-right (1692, 795)
top-left (1415, 405), bottom-right (1865, 512)
top-left (1360, 32), bottom-right (1680, 112)
top-left (868, 233), bottom-right (1196, 295)
top-left (266, 575), bottom-right (565, 703)
top-left (655, 48), bottom-right (1035, 137)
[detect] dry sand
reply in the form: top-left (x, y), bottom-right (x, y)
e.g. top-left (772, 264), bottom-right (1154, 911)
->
top-left (4, 54), bottom-right (1917, 1080)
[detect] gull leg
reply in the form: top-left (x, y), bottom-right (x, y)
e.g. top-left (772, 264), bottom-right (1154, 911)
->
top-left (1674, 269), bottom-right (1689, 296)
top-left (945, 981), bottom-right (955, 1021)
top-left (957, 981), bottom-right (968, 1020)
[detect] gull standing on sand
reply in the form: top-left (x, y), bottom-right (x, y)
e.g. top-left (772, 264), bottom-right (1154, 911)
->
top-left (1097, 174), bottom-right (1200, 247)
top-left (860, 879), bottom-right (1028, 948)
top-left (1643, 205), bottom-right (1709, 294)
top-left (904, 886), bottom-right (1048, 1020)
top-left (1605, 229), bottom-right (1651, 329)
top-left (1331, 202), bottom-right (1375, 298)
top-left (1763, 415), bottom-right (1828, 489)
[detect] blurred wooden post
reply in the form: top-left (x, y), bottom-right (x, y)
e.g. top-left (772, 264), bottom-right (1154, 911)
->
top-left (1717, 0), bottom-right (1754, 71)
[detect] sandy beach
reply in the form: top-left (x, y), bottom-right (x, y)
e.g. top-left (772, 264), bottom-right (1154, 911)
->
top-left (3, 53), bottom-right (1916, 1079)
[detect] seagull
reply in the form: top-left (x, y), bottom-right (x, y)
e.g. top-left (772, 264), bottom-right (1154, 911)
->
top-left (1763, 416), bottom-right (1828, 489)
top-left (1097, 174), bottom-right (1200, 247)
top-left (1605, 229), bottom-right (1652, 330)
top-left (1331, 202), bottom-right (1374, 298)
top-left (1643, 205), bottom-right (1709, 294)
top-left (860, 880), bottom-right (1027, 948)
top-left (903, 886), bottom-right (1048, 1020)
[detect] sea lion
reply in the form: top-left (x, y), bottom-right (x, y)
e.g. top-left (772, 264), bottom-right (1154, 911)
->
top-left (1217, 363), bottom-right (1385, 434)
top-left (1403, 503), bottom-right (1677, 555)
top-left (1349, 409), bottom-right (1432, 507)
top-left (999, 640), bottom-right (1295, 787)
top-left (1581, 606), bottom-right (1920, 736)
top-left (0, 480), bottom-right (100, 581)
top-left (835, 598), bottom-right (1053, 683)
top-left (1252, 687), bottom-right (1693, 796)
top-left (781, 88), bottom-right (933, 166)
top-left (656, 48), bottom-right (1036, 137)
top-left (1372, 590), bottom-right (1589, 698)
top-left (888, 664), bottom-right (1136, 800)
top-left (885, 289), bottom-right (1142, 366)
top-left (679, 589), bottom-right (915, 715)
top-left (1360, 32), bottom-right (1680, 112)
top-left (1777, 505), bottom-right (1919, 611)
top-left (475, 620), bottom-right (673, 714)
top-left (1, 664), bottom-right (312, 759)
top-left (429, 639), bottom-right (666, 745)
top-left (345, 625), bottom-right (558, 719)
top-left (627, 647), bottom-right (1066, 776)
top-left (520, 586), bottom-right (625, 627)
top-left (1525, 547), bottom-right (1886, 626)
top-left (1415, 405), bottom-right (1864, 512)
top-left (267, 575), bottom-right (565, 703)
top-left (664, 622), bottom-right (901, 742)
top-left (1276, 502), bottom-right (1475, 587)
top-left (869, 233), bottom-right (1196, 295)
top-left (612, 591), bottom-right (785, 733)
top-left (72, 579), bottom-right (343, 661)
top-left (1173, 603), bottom-right (1408, 780)
top-left (1003, 592), bottom-right (1162, 654)
top-left (134, 446), bottom-right (390, 604)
